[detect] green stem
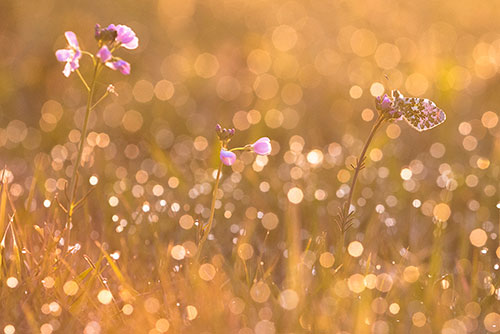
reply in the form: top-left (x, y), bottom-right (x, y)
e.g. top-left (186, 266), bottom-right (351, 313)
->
top-left (65, 62), bottom-right (101, 250)
top-left (196, 158), bottom-right (224, 261)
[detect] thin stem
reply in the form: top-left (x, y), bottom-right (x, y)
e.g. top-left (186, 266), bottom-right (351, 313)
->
top-left (65, 62), bottom-right (101, 250)
top-left (196, 158), bottom-right (224, 261)
top-left (229, 144), bottom-right (253, 152)
top-left (337, 114), bottom-right (385, 259)
top-left (81, 50), bottom-right (96, 63)
top-left (75, 69), bottom-right (90, 92)
top-left (230, 146), bottom-right (251, 152)
top-left (90, 91), bottom-right (110, 111)
top-left (345, 114), bottom-right (385, 216)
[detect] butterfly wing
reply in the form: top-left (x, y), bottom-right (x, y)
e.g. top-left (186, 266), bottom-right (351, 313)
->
top-left (392, 91), bottom-right (446, 132)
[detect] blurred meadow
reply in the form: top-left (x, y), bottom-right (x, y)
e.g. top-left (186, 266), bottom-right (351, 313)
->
top-left (1, 0), bottom-right (500, 333)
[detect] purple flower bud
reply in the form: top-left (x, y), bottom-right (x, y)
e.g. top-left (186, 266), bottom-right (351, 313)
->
top-left (220, 149), bottom-right (236, 166)
top-left (215, 124), bottom-right (222, 133)
top-left (95, 24), bottom-right (101, 39)
top-left (229, 128), bottom-right (235, 136)
top-left (251, 137), bottom-right (272, 155)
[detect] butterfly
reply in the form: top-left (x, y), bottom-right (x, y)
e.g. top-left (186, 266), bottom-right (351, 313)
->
top-left (391, 89), bottom-right (446, 132)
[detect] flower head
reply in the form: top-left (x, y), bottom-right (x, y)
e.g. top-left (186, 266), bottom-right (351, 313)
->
top-left (251, 137), bottom-right (272, 155)
top-left (215, 124), bottom-right (236, 141)
top-left (220, 149), bottom-right (236, 166)
top-left (375, 94), bottom-right (401, 119)
top-left (107, 24), bottom-right (139, 50)
top-left (55, 31), bottom-right (82, 77)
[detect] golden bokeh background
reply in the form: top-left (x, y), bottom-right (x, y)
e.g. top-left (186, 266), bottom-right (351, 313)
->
top-left (0, 0), bottom-right (499, 333)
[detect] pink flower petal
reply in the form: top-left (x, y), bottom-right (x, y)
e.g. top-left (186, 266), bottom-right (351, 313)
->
top-left (97, 46), bottom-right (112, 63)
top-left (63, 62), bottom-right (72, 77)
top-left (64, 31), bottom-right (79, 49)
top-left (108, 24), bottom-right (139, 50)
top-left (251, 137), bottom-right (272, 155)
top-left (220, 149), bottom-right (236, 166)
top-left (115, 25), bottom-right (135, 43)
top-left (55, 49), bottom-right (72, 62)
top-left (122, 36), bottom-right (139, 50)
top-left (106, 59), bottom-right (131, 75)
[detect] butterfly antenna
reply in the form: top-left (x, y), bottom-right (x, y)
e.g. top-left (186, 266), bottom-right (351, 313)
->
top-left (383, 74), bottom-right (392, 92)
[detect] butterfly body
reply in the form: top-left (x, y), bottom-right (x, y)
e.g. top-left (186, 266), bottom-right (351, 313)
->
top-left (391, 89), bottom-right (446, 131)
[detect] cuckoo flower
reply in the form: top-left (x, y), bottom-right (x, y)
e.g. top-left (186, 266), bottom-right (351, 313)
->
top-left (251, 137), bottom-right (272, 155)
top-left (96, 45), bottom-right (112, 62)
top-left (107, 59), bottom-right (131, 75)
top-left (375, 94), bottom-right (401, 119)
top-left (96, 46), bottom-right (131, 75)
top-left (55, 31), bottom-right (82, 77)
top-left (107, 24), bottom-right (139, 50)
top-left (220, 149), bottom-right (237, 166)
top-left (198, 124), bottom-right (271, 260)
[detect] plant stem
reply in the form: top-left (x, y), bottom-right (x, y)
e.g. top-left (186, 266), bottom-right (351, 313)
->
top-left (196, 159), bottom-right (223, 261)
top-left (345, 114), bottom-right (385, 217)
top-left (75, 69), bottom-right (90, 92)
top-left (338, 114), bottom-right (385, 255)
top-left (90, 91), bottom-right (110, 111)
top-left (65, 63), bottom-right (101, 250)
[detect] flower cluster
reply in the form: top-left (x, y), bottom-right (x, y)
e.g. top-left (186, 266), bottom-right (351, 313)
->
top-left (375, 94), bottom-right (402, 119)
top-left (55, 24), bottom-right (138, 77)
top-left (215, 124), bottom-right (272, 166)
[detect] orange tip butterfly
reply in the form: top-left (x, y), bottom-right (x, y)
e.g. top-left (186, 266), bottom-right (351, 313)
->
top-left (392, 89), bottom-right (446, 132)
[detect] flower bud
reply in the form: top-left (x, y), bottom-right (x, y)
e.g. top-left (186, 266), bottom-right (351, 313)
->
top-left (216, 125), bottom-right (236, 140)
top-left (95, 24), bottom-right (117, 43)
top-left (220, 149), bottom-right (236, 166)
top-left (251, 137), bottom-right (272, 155)
top-left (107, 84), bottom-right (118, 96)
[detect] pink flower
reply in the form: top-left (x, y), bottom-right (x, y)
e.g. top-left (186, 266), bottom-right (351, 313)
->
top-left (96, 45), bottom-right (112, 62)
top-left (220, 149), bottom-right (236, 166)
top-left (251, 137), bottom-right (271, 155)
top-left (375, 94), bottom-right (401, 119)
top-left (96, 46), bottom-right (131, 75)
top-left (55, 31), bottom-right (82, 77)
top-left (107, 24), bottom-right (139, 50)
top-left (106, 59), bottom-right (130, 75)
